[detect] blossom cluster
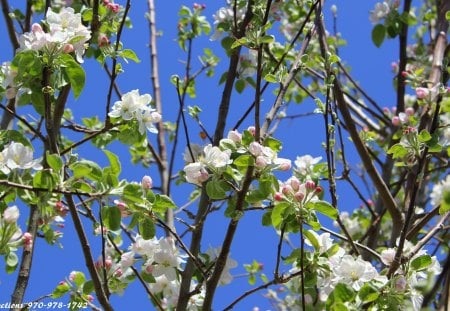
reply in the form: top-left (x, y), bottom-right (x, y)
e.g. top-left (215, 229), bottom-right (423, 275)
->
top-left (0, 206), bottom-right (32, 258)
top-left (108, 89), bottom-right (162, 135)
top-left (98, 235), bottom-right (236, 309)
top-left (183, 127), bottom-right (291, 186)
top-left (210, 0), bottom-right (245, 40)
top-left (267, 230), bottom-right (441, 310)
top-left (18, 7), bottom-right (91, 63)
top-left (0, 142), bottom-right (42, 174)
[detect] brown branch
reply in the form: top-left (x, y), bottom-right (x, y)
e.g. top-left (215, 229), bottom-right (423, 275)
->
top-left (0, 0), bottom-right (19, 52)
top-left (333, 77), bottom-right (404, 239)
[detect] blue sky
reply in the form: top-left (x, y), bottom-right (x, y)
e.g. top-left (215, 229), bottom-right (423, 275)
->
top-left (0, 1), bottom-right (400, 309)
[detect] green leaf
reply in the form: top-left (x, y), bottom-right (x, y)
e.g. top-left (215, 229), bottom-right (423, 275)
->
top-left (102, 206), bottom-right (122, 231)
top-left (231, 37), bottom-right (248, 49)
top-left (446, 11), bottom-right (450, 21)
top-left (206, 180), bottom-right (228, 200)
top-left (235, 79), bottom-right (246, 93)
top-left (303, 230), bottom-right (320, 251)
top-left (152, 194), bottom-right (177, 213)
top-left (271, 202), bottom-right (289, 227)
top-left (119, 49), bottom-right (141, 63)
top-left (418, 129), bottom-right (432, 142)
top-left (46, 152), bottom-right (63, 172)
top-left (327, 283), bottom-right (355, 304)
top-left (263, 136), bottom-right (282, 152)
top-left (61, 54), bottom-right (85, 98)
top-left (139, 217), bottom-right (155, 240)
top-left (82, 280), bottom-right (94, 294)
top-left (233, 154), bottom-right (255, 167)
top-left (51, 281), bottom-right (71, 298)
top-left (358, 283), bottom-right (379, 303)
top-left (264, 73), bottom-right (278, 83)
top-left (70, 160), bottom-right (103, 181)
top-left (122, 183), bottom-right (145, 204)
top-left (439, 191), bottom-right (450, 215)
top-left (372, 24), bottom-right (386, 47)
top-left (259, 35), bottom-right (274, 44)
top-left (103, 150), bottom-right (121, 176)
top-left (410, 254), bottom-right (432, 271)
top-left (311, 200), bottom-right (337, 219)
top-left (33, 170), bottom-right (57, 191)
top-left (387, 143), bottom-right (408, 158)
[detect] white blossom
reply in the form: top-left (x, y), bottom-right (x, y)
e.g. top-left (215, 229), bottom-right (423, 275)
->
top-left (237, 50), bottom-right (258, 78)
top-left (304, 230), bottom-right (333, 254)
top-left (205, 247), bottom-right (237, 285)
top-left (109, 90), bottom-right (150, 120)
top-left (184, 162), bottom-right (209, 185)
top-left (203, 144), bottom-right (232, 168)
top-left (3, 205), bottom-right (20, 224)
top-left (18, 8), bottom-right (91, 62)
top-left (369, 2), bottom-right (390, 24)
top-left (294, 155), bottom-right (322, 177)
top-left (0, 142), bottom-right (42, 174)
top-left (430, 174), bottom-right (450, 207)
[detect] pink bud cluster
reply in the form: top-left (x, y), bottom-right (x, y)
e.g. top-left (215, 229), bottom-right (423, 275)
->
top-left (103, 0), bottom-right (120, 13)
top-left (193, 3), bottom-right (206, 10)
top-left (391, 108), bottom-right (414, 126)
top-left (275, 177), bottom-right (322, 204)
top-left (23, 232), bottom-right (33, 251)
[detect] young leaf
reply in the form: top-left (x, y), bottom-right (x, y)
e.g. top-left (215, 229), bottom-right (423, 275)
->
top-left (61, 54), bottom-right (85, 98)
top-left (372, 24), bottom-right (386, 47)
top-left (410, 254), bottom-right (432, 271)
top-left (139, 217), bottom-right (156, 240)
top-left (311, 201), bottom-right (337, 219)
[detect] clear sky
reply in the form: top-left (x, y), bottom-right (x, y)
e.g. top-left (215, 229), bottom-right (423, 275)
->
top-left (0, 0), bottom-right (399, 309)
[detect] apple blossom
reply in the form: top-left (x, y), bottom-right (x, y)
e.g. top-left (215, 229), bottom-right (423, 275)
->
top-left (184, 162), bottom-right (209, 185)
top-left (0, 142), bottom-right (42, 174)
top-left (294, 155), bottom-right (322, 177)
top-left (205, 247), bottom-right (237, 285)
top-left (430, 174), bottom-right (450, 207)
top-left (415, 87), bottom-right (430, 99)
top-left (3, 205), bottom-right (19, 224)
top-left (142, 175), bottom-right (153, 189)
top-left (109, 90), bottom-right (151, 120)
top-left (203, 144), bottom-right (232, 167)
top-left (369, 1), bottom-right (390, 24)
top-left (18, 8), bottom-right (91, 63)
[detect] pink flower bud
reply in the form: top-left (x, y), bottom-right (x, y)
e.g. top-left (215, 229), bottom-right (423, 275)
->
top-left (105, 258), bottom-right (113, 269)
top-left (281, 185), bottom-right (292, 195)
top-left (383, 107), bottom-right (390, 115)
top-left (69, 271), bottom-right (77, 281)
top-left (114, 268), bottom-right (123, 277)
top-left (274, 192), bottom-right (283, 201)
top-left (401, 71), bottom-right (409, 78)
top-left (415, 87), bottom-right (429, 99)
top-left (23, 232), bottom-right (33, 242)
top-left (32, 23), bottom-right (43, 33)
top-left (314, 186), bottom-right (323, 194)
top-left (405, 107), bottom-right (415, 116)
top-left (305, 180), bottom-right (316, 191)
top-left (249, 142), bottom-right (263, 156)
top-left (87, 295), bottom-right (94, 302)
top-left (107, 3), bottom-right (120, 13)
top-left (294, 191), bottom-right (305, 202)
top-left (145, 264), bottom-right (154, 274)
top-left (227, 130), bottom-right (242, 143)
top-left (276, 158), bottom-right (291, 171)
top-left (290, 177), bottom-right (300, 192)
top-left (391, 116), bottom-right (400, 126)
top-left (255, 156), bottom-right (268, 168)
top-left (141, 175), bottom-right (153, 189)
top-left (247, 126), bottom-right (256, 136)
top-left (97, 33), bottom-right (110, 47)
top-left (63, 44), bottom-right (74, 54)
